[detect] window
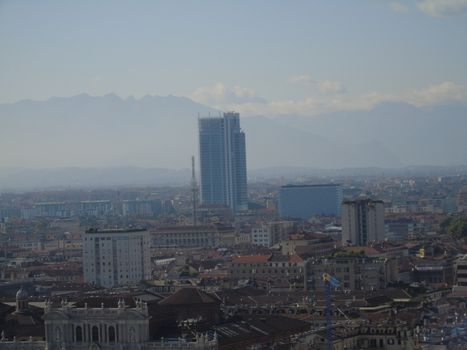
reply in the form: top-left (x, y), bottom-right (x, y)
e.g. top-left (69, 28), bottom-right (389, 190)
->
top-left (76, 326), bottom-right (83, 342)
top-left (108, 326), bottom-right (116, 342)
top-left (92, 326), bottom-right (99, 342)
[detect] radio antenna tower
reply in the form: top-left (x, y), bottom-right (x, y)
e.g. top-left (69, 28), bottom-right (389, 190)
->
top-left (191, 155), bottom-right (199, 225)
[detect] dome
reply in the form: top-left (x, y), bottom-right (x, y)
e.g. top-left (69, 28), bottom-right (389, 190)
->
top-left (16, 286), bottom-right (28, 300)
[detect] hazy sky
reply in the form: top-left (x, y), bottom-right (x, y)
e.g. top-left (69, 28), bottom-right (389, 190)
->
top-left (1, 0), bottom-right (467, 116)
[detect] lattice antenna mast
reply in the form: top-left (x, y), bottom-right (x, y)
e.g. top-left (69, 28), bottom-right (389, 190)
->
top-left (191, 155), bottom-right (199, 225)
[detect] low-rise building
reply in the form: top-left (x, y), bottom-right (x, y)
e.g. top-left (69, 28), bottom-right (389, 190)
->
top-left (151, 224), bottom-right (236, 248)
top-left (304, 255), bottom-right (389, 291)
top-left (230, 254), bottom-right (305, 290)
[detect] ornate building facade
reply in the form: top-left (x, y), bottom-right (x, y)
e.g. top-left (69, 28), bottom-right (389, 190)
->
top-left (0, 289), bottom-right (217, 350)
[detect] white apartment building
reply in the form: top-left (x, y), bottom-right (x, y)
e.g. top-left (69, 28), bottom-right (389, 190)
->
top-left (251, 225), bottom-right (272, 247)
top-left (83, 228), bottom-right (151, 288)
top-left (342, 198), bottom-right (385, 246)
top-left (251, 221), bottom-right (295, 248)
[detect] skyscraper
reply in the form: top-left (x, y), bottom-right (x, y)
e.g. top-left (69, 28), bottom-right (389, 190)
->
top-left (199, 112), bottom-right (248, 213)
top-left (341, 198), bottom-right (385, 246)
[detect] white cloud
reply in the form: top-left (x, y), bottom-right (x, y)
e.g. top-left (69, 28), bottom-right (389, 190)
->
top-left (417, 0), bottom-right (467, 16)
top-left (319, 80), bottom-right (346, 94)
top-left (191, 83), bottom-right (266, 106)
top-left (191, 81), bottom-right (466, 117)
top-left (390, 2), bottom-right (410, 13)
top-left (288, 74), bottom-right (314, 84)
top-left (289, 74), bottom-right (346, 94)
top-left (228, 98), bottom-right (324, 117)
top-left (405, 81), bottom-right (467, 106)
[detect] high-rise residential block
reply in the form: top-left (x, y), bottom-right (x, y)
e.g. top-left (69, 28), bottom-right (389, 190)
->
top-left (198, 112), bottom-right (247, 213)
top-left (341, 198), bottom-right (385, 246)
top-left (83, 228), bottom-right (151, 288)
top-left (278, 184), bottom-right (343, 219)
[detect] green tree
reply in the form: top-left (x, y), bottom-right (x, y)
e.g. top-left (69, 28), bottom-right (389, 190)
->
top-left (448, 217), bottom-right (467, 238)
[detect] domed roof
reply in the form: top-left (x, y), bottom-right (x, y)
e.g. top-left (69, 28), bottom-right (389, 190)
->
top-left (16, 286), bottom-right (28, 300)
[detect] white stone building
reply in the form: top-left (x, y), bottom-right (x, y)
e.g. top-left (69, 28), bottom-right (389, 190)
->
top-left (0, 298), bottom-right (217, 350)
top-left (83, 228), bottom-right (151, 288)
top-left (251, 225), bottom-right (272, 247)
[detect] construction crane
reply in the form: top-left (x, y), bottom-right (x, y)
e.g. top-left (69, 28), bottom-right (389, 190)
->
top-left (322, 273), bottom-right (340, 350)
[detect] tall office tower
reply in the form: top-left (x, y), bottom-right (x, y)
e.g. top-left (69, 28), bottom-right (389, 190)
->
top-left (341, 198), bottom-right (385, 246)
top-left (83, 228), bottom-right (151, 288)
top-left (278, 184), bottom-right (343, 219)
top-left (198, 112), bottom-right (248, 213)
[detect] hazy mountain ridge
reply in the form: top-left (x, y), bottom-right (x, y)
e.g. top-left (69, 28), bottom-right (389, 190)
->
top-left (1, 94), bottom-right (466, 189)
top-left (1, 165), bottom-right (467, 191)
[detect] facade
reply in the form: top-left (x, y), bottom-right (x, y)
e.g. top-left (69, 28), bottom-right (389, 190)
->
top-left (122, 200), bottom-right (162, 217)
top-left (454, 255), bottom-right (467, 290)
top-left (0, 297), bottom-right (217, 350)
top-left (251, 221), bottom-right (294, 247)
top-left (151, 225), bottom-right (219, 248)
top-left (295, 323), bottom-right (416, 350)
top-left (278, 184), bottom-right (343, 220)
top-left (35, 202), bottom-right (71, 218)
top-left (412, 258), bottom-right (455, 286)
top-left (251, 225), bottom-right (272, 247)
top-left (341, 199), bottom-right (385, 246)
top-left (385, 220), bottom-right (414, 242)
top-left (230, 254), bottom-right (305, 289)
top-left (83, 228), bottom-right (151, 288)
top-left (198, 112), bottom-right (247, 213)
top-left (304, 256), bottom-right (389, 291)
top-left (80, 200), bottom-right (114, 217)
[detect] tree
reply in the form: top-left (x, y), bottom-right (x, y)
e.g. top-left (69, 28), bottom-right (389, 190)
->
top-left (448, 217), bottom-right (467, 238)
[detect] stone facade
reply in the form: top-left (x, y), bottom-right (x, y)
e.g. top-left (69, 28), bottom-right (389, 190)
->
top-left (0, 299), bottom-right (217, 350)
top-left (304, 256), bottom-right (388, 291)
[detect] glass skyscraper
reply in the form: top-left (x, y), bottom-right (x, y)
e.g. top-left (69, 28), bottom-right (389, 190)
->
top-left (198, 112), bottom-right (248, 213)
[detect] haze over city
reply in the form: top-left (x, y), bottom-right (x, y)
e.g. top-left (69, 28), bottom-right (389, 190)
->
top-left (2, 2), bottom-right (467, 350)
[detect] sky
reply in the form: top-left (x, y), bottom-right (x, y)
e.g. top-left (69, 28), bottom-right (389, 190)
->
top-left (1, 0), bottom-right (467, 116)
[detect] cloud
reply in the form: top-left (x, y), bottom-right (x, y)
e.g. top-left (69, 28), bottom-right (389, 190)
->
top-left (288, 74), bottom-right (314, 84)
top-left (191, 81), bottom-right (466, 117)
top-left (289, 74), bottom-right (346, 94)
top-left (405, 81), bottom-right (467, 106)
top-left (226, 98), bottom-right (324, 117)
top-left (417, 0), bottom-right (467, 16)
top-left (390, 2), bottom-right (410, 13)
top-left (319, 80), bottom-right (346, 94)
top-left (191, 83), bottom-right (266, 106)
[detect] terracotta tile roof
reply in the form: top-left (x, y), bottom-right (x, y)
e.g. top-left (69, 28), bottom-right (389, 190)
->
top-left (232, 255), bottom-right (271, 264)
top-left (289, 255), bottom-right (304, 263)
top-left (158, 287), bottom-right (220, 306)
top-left (342, 246), bottom-right (381, 256)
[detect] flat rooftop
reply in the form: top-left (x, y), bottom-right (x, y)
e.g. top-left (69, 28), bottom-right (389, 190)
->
top-left (281, 184), bottom-right (341, 188)
top-left (85, 228), bottom-right (146, 234)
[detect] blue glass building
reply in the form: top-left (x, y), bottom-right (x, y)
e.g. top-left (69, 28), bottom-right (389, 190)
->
top-left (199, 112), bottom-right (248, 213)
top-left (278, 184), bottom-right (343, 219)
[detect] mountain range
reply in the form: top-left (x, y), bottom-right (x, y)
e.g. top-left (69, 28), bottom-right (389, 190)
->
top-left (0, 93), bottom-right (466, 189)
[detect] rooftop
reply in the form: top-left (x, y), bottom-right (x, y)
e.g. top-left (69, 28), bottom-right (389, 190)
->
top-left (281, 184), bottom-right (340, 188)
top-left (85, 228), bottom-right (146, 234)
top-left (232, 255), bottom-right (271, 264)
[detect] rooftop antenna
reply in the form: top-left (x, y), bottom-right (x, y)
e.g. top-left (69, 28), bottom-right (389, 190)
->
top-left (191, 156), bottom-right (199, 226)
